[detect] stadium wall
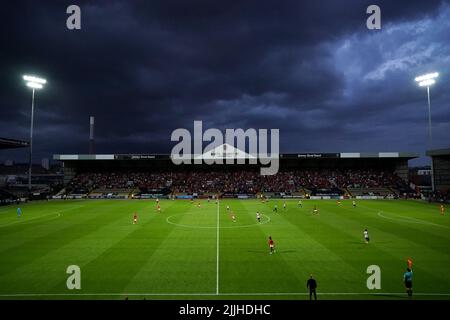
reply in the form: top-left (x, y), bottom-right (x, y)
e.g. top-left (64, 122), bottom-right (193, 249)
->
top-left (394, 162), bottom-right (409, 181)
top-left (427, 149), bottom-right (450, 192)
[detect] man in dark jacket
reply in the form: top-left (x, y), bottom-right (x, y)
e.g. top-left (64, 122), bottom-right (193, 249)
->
top-left (403, 268), bottom-right (413, 298)
top-left (307, 274), bottom-right (317, 300)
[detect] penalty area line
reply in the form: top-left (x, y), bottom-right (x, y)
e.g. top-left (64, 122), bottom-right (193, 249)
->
top-left (0, 212), bottom-right (61, 228)
top-left (377, 211), bottom-right (450, 229)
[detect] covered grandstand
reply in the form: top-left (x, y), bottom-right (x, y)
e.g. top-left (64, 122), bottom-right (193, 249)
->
top-left (0, 137), bottom-right (29, 150)
top-left (0, 137), bottom-right (63, 201)
top-left (54, 146), bottom-right (418, 200)
top-left (0, 137), bottom-right (29, 204)
top-left (426, 149), bottom-right (450, 202)
top-left (427, 148), bottom-right (450, 191)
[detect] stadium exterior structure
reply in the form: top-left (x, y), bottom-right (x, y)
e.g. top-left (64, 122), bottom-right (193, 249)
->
top-left (0, 137), bottom-right (29, 150)
top-left (0, 137), bottom-right (30, 204)
top-left (427, 148), bottom-right (450, 192)
top-left (54, 146), bottom-right (418, 200)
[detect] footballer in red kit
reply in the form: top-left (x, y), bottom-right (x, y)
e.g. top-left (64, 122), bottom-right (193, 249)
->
top-left (268, 236), bottom-right (275, 254)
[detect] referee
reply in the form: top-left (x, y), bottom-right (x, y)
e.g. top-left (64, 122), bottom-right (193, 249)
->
top-left (307, 274), bottom-right (317, 300)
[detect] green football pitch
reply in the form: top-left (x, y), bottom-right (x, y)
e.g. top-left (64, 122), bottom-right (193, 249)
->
top-left (0, 199), bottom-right (449, 300)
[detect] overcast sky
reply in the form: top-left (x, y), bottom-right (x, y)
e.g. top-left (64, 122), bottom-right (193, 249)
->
top-left (1, 0), bottom-right (449, 165)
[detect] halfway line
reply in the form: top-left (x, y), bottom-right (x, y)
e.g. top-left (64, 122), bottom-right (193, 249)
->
top-left (216, 198), bottom-right (220, 295)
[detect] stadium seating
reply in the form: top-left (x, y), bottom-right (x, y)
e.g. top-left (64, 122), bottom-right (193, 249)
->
top-left (347, 187), bottom-right (395, 197)
top-left (88, 188), bottom-right (132, 199)
top-left (0, 189), bottom-right (18, 205)
top-left (63, 168), bottom-right (410, 198)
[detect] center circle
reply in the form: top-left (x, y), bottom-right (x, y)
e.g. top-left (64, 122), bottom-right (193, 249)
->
top-left (166, 212), bottom-right (271, 229)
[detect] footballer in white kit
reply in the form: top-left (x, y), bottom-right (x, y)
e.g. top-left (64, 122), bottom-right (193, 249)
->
top-left (364, 229), bottom-right (370, 243)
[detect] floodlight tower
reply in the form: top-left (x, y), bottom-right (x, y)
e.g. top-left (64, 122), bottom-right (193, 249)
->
top-left (415, 72), bottom-right (439, 191)
top-left (415, 72), bottom-right (439, 146)
top-left (23, 75), bottom-right (46, 193)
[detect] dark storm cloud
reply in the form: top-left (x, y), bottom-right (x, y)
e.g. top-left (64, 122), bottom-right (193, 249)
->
top-left (0, 0), bottom-right (449, 163)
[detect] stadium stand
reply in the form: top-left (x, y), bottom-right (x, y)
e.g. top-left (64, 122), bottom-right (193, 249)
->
top-left (0, 164), bottom-right (63, 200)
top-left (0, 137), bottom-right (29, 150)
top-left (0, 189), bottom-right (18, 205)
top-left (53, 152), bottom-right (417, 199)
top-left (427, 148), bottom-right (450, 193)
top-left (0, 137), bottom-right (65, 201)
top-left (60, 168), bottom-right (410, 199)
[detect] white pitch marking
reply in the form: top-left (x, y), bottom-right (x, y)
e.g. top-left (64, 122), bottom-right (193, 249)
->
top-left (0, 203), bottom-right (85, 228)
top-left (0, 292), bottom-right (449, 297)
top-left (0, 212), bottom-right (62, 228)
top-left (165, 213), bottom-right (271, 229)
top-left (216, 199), bottom-right (220, 295)
top-left (377, 211), bottom-right (450, 229)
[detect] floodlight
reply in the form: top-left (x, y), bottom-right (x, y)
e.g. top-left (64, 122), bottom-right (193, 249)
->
top-left (414, 71), bottom-right (439, 191)
top-left (26, 82), bottom-right (43, 89)
top-left (418, 79), bottom-right (436, 87)
top-left (23, 75), bottom-right (47, 84)
top-left (415, 72), bottom-right (438, 83)
top-left (22, 73), bottom-right (47, 192)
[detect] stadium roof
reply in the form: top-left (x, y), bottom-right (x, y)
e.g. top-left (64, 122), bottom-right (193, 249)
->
top-left (54, 143), bottom-right (418, 161)
top-left (54, 152), bottom-right (419, 161)
top-left (0, 137), bottom-right (29, 150)
top-left (426, 148), bottom-right (450, 157)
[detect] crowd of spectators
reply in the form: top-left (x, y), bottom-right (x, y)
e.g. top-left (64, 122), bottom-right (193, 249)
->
top-left (66, 169), bottom-right (409, 195)
top-left (424, 190), bottom-right (450, 203)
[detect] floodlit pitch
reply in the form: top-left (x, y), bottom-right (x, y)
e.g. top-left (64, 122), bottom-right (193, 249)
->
top-left (0, 199), bottom-right (449, 300)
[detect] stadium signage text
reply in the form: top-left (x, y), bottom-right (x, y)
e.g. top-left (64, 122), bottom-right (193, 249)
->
top-left (297, 154), bottom-right (323, 158)
top-left (171, 121), bottom-right (279, 175)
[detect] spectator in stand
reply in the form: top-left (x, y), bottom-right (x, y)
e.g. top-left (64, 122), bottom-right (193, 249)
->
top-left (66, 169), bottom-right (410, 196)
